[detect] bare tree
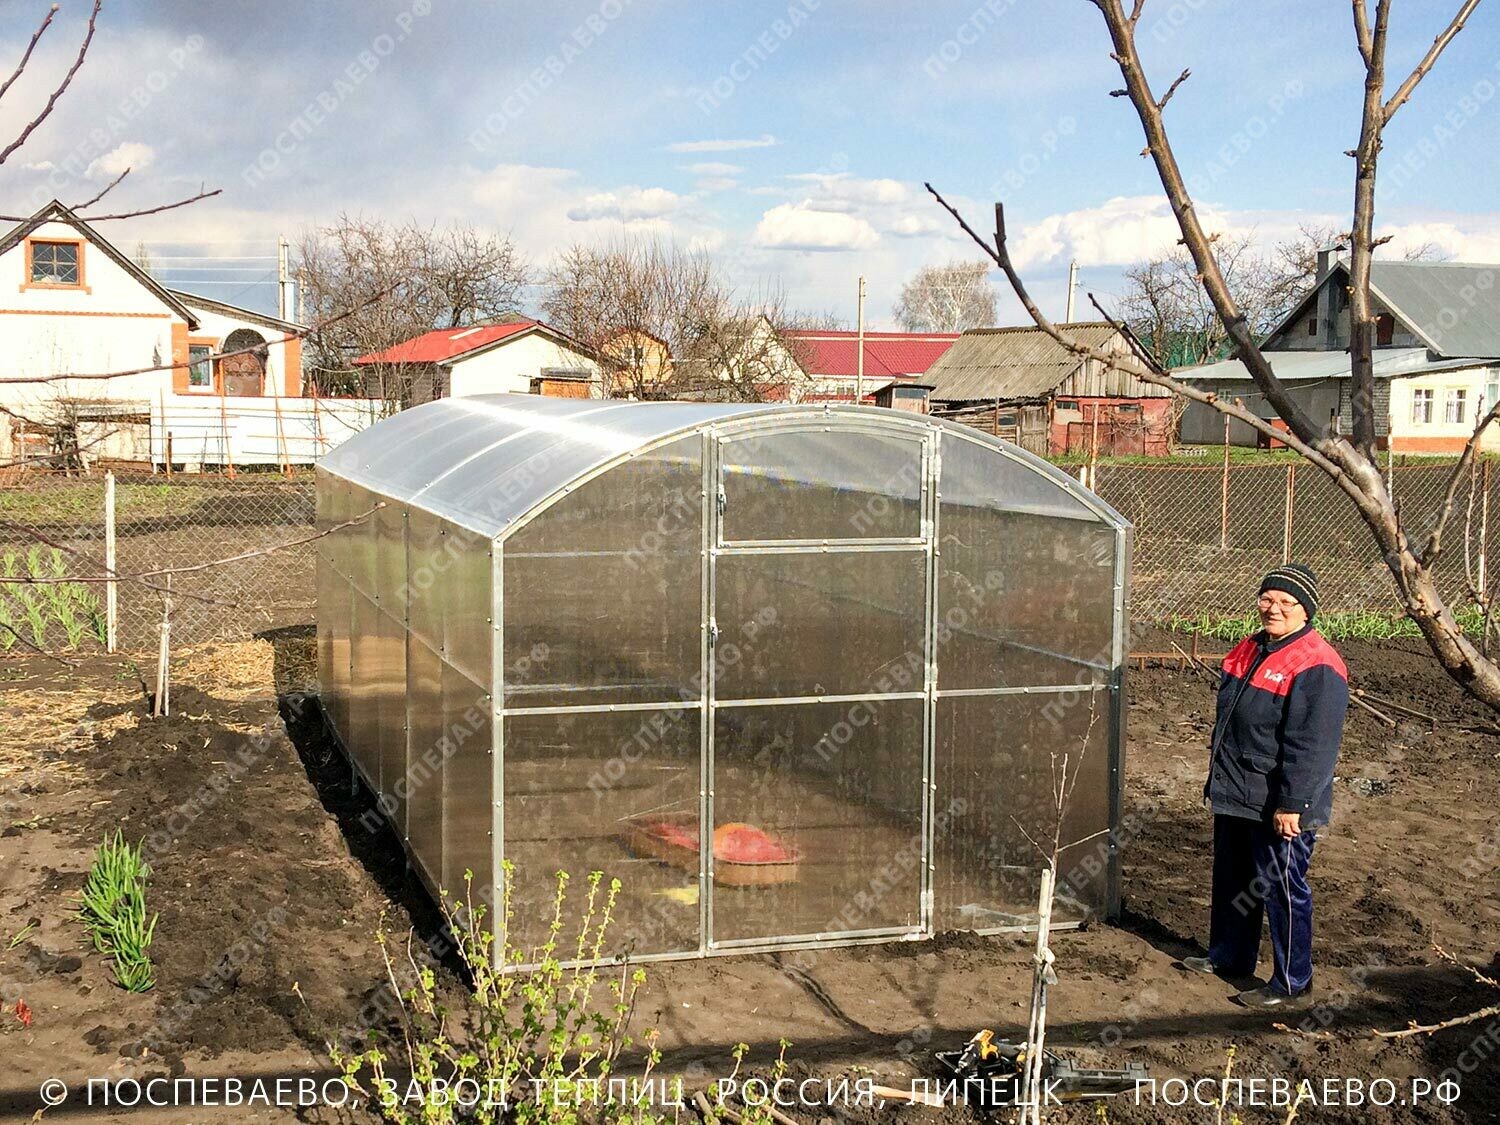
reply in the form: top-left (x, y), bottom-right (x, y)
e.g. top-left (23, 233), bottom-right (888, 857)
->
top-left (929, 0), bottom-right (1500, 711)
top-left (893, 260), bottom-right (997, 332)
top-left (541, 238), bottom-right (812, 401)
top-left (296, 216), bottom-right (529, 403)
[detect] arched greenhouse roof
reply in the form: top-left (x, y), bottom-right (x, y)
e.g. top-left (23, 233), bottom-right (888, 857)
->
top-left (318, 393), bottom-right (1126, 538)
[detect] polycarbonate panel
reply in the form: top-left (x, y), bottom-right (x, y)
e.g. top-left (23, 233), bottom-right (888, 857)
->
top-left (933, 689), bottom-right (1112, 930)
top-left (316, 556), bottom-right (350, 740)
top-left (375, 606), bottom-right (409, 832)
top-left (441, 663), bottom-right (494, 901)
top-left (721, 429), bottom-right (923, 541)
top-left (711, 699), bottom-right (925, 943)
top-left (405, 637), bottom-right (446, 883)
top-left (348, 591), bottom-right (383, 787)
top-left (503, 438), bottom-right (703, 707)
top-left (405, 507), bottom-right (443, 656)
top-left (443, 527), bottom-right (495, 687)
top-left (938, 506), bottom-right (1115, 689)
top-left (347, 483), bottom-right (379, 600)
top-left (503, 708), bottom-right (700, 958)
top-left (938, 433), bottom-right (1102, 521)
top-left (374, 499), bottom-right (407, 620)
top-left (715, 549), bottom-right (927, 701)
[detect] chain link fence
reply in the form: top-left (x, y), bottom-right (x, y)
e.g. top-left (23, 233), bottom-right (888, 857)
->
top-left (0, 468), bottom-right (315, 654)
top-left (2, 454), bottom-right (1497, 657)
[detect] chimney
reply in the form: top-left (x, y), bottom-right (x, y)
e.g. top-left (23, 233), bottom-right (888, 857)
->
top-left (1315, 246), bottom-right (1340, 279)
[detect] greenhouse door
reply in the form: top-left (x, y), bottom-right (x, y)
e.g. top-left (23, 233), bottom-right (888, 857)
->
top-left (706, 423), bottom-right (934, 949)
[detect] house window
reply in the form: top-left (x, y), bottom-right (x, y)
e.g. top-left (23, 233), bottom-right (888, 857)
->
top-left (1114, 402), bottom-right (1142, 415)
top-left (1445, 388), bottom-right (1467, 424)
top-left (1306, 316), bottom-right (1318, 337)
top-left (27, 239), bottom-right (82, 286)
top-left (1411, 388), bottom-right (1433, 424)
top-left (1055, 399), bottom-right (1080, 411)
top-left (1485, 370), bottom-right (1500, 417)
top-left (188, 344), bottom-right (214, 390)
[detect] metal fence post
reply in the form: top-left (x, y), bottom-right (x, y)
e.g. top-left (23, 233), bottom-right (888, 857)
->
top-left (104, 470), bottom-right (117, 653)
top-left (1482, 459), bottom-right (1492, 593)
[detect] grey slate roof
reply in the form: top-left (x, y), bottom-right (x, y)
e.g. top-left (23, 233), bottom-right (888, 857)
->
top-left (1179, 347), bottom-right (1490, 383)
top-left (1367, 260), bottom-right (1500, 357)
top-left (924, 322), bottom-right (1159, 402)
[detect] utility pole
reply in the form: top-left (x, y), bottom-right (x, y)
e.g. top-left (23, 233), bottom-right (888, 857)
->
top-left (278, 235), bottom-right (290, 321)
top-left (1065, 259), bottom-right (1078, 322)
top-left (855, 275), bottom-right (866, 405)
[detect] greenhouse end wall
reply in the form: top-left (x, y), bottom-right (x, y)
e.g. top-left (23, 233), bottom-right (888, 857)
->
top-left (315, 396), bottom-right (1129, 969)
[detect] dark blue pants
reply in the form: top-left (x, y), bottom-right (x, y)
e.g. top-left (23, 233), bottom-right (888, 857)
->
top-left (1208, 814), bottom-right (1316, 995)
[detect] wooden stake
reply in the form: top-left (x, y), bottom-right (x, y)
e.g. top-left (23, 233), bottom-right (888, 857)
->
top-left (152, 575), bottom-right (171, 717)
top-left (1481, 459), bottom-right (1491, 594)
top-left (1220, 413), bottom-right (1231, 551)
top-left (1089, 402), bottom-right (1100, 489)
top-left (1283, 462), bottom-right (1297, 563)
top-left (103, 470), bottom-right (117, 654)
top-left (311, 388), bottom-right (327, 454)
top-left (218, 377), bottom-right (236, 480)
top-left (1022, 866), bottom-right (1055, 1125)
top-left (272, 391), bottom-right (291, 478)
top-left (165, 431), bottom-right (173, 479)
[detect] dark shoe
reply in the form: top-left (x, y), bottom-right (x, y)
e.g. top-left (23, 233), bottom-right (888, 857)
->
top-left (1235, 985), bottom-right (1311, 1010)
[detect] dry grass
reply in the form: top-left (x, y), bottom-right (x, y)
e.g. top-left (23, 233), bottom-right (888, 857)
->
top-left (174, 639), bottom-right (277, 701)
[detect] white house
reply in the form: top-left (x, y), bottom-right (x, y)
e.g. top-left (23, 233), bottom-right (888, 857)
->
top-left (353, 320), bottom-right (601, 403)
top-left (0, 199), bottom-right (361, 470)
top-left (1181, 253), bottom-right (1500, 454)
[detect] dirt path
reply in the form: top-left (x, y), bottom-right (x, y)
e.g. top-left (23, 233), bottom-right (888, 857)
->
top-left (0, 628), bottom-right (1494, 1123)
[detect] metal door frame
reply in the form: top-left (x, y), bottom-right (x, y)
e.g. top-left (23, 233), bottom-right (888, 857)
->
top-left (703, 417), bottom-right (938, 951)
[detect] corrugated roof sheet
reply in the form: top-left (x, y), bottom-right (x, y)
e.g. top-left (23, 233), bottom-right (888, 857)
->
top-left (1367, 260), bottom-right (1500, 357)
top-left (354, 321), bottom-right (542, 366)
top-left (783, 329), bottom-right (960, 378)
top-left (925, 323), bottom-right (1157, 402)
top-left (1179, 347), bottom-right (1490, 382)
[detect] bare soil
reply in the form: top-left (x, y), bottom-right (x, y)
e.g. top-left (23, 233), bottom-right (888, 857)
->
top-left (0, 626), bottom-right (1495, 1123)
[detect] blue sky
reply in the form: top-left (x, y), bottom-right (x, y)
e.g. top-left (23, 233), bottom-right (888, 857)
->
top-left (2, 0), bottom-right (1498, 324)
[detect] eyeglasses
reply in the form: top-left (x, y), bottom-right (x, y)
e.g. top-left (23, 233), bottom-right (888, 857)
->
top-left (1257, 595), bottom-right (1301, 611)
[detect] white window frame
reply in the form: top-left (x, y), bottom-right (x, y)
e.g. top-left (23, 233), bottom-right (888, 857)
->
top-left (187, 344), bottom-right (215, 392)
top-left (1445, 387), bottom-right (1466, 425)
top-left (1411, 387), bottom-right (1434, 425)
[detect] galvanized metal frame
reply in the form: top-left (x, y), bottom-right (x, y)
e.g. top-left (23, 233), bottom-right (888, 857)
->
top-left (316, 399), bottom-right (1134, 972)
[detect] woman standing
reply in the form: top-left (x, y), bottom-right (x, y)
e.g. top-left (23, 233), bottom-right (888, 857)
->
top-left (1181, 564), bottom-right (1349, 1009)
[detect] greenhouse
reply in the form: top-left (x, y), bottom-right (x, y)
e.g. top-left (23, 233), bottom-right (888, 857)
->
top-left (316, 394), bottom-right (1130, 966)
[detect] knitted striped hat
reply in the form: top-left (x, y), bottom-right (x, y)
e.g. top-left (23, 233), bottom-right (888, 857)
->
top-left (1259, 563), bottom-right (1319, 619)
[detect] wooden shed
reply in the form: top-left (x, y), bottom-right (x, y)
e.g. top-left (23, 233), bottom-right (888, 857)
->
top-left (925, 323), bottom-right (1174, 457)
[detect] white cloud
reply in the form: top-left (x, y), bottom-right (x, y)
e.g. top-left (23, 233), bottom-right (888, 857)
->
top-left (86, 141), bottom-right (155, 179)
top-left (1374, 219), bottom-right (1500, 262)
top-left (685, 162), bottom-right (741, 176)
top-left (1008, 195), bottom-right (1233, 270)
top-left (886, 214), bottom-right (943, 238)
top-left (790, 174), bottom-right (908, 206)
top-left (666, 134), bottom-right (777, 153)
top-left (695, 177), bottom-right (738, 192)
top-left (754, 201), bottom-right (878, 252)
top-left (565, 186), bottom-right (685, 222)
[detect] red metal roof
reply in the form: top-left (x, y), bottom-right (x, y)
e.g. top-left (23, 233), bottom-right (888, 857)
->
top-left (784, 329), bottom-right (960, 379)
top-left (354, 320), bottom-right (540, 365)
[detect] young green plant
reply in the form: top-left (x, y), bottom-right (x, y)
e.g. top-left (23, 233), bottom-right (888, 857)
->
top-left (78, 830), bottom-right (158, 992)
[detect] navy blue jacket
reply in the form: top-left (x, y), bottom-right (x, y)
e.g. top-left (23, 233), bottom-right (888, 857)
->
top-left (1206, 624), bottom-right (1349, 827)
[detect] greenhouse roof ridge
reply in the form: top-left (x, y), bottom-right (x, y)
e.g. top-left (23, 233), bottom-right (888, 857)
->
top-left (318, 393), bottom-right (1126, 539)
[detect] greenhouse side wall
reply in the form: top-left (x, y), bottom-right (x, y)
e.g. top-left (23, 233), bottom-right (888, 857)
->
top-left (316, 469), bottom-right (496, 910)
top-left (930, 433), bottom-right (1122, 930)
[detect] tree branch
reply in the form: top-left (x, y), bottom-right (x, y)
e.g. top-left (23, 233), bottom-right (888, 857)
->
top-left (1353, 0), bottom-right (1375, 68)
top-left (1157, 68), bottom-right (1190, 111)
top-left (0, 186), bottom-right (224, 225)
top-left (1090, 0), bottom-right (1323, 444)
top-left (0, 0), bottom-right (101, 167)
top-left (0, 3), bottom-right (60, 106)
top-left (71, 165), bottom-right (130, 210)
top-left (1383, 0), bottom-right (1485, 123)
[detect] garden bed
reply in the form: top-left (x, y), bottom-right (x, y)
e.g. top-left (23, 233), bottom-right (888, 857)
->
top-left (0, 627), bottom-right (1494, 1122)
